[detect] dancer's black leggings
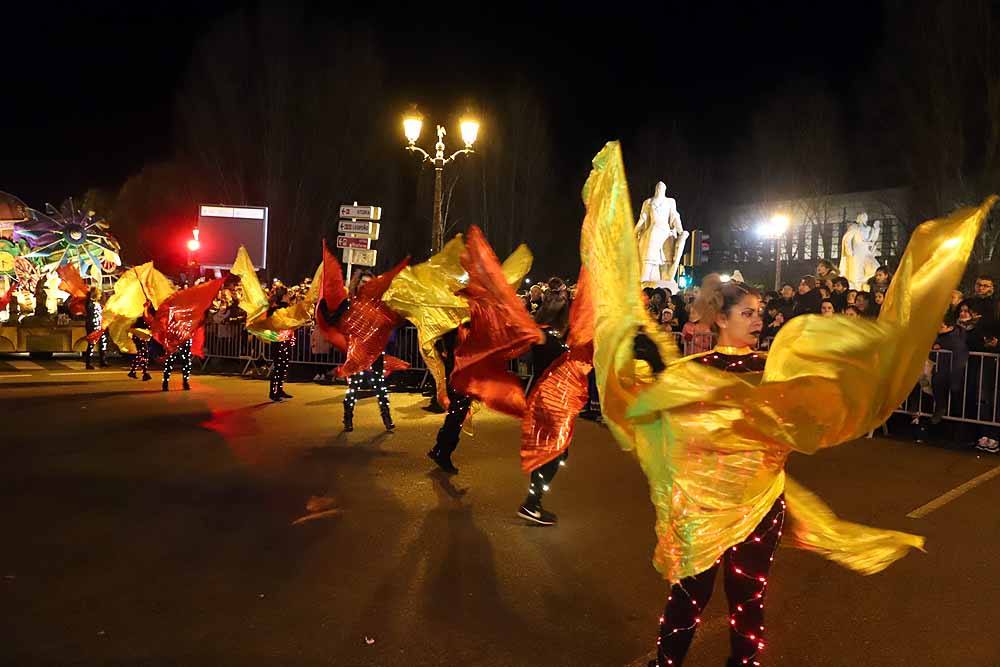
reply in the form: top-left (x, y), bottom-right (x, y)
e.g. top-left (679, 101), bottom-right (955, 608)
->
top-left (656, 495), bottom-right (785, 667)
top-left (527, 450), bottom-right (569, 502)
top-left (434, 385), bottom-right (473, 455)
top-left (270, 340), bottom-right (291, 397)
top-left (130, 338), bottom-right (149, 374)
top-left (163, 340), bottom-right (192, 384)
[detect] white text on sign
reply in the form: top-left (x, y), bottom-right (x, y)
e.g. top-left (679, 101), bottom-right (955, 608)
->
top-left (338, 205), bottom-right (382, 221)
top-left (336, 236), bottom-right (372, 250)
top-left (337, 220), bottom-right (380, 239)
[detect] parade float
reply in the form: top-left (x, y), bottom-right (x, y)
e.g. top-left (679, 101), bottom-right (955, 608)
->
top-left (0, 191), bottom-right (123, 355)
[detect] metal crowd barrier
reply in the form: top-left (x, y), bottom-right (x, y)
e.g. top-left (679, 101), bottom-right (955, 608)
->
top-left (200, 323), bottom-right (268, 374)
top-left (896, 349), bottom-right (1000, 426)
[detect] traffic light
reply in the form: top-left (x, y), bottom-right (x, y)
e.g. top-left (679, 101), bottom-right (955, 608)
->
top-left (685, 230), bottom-right (709, 266)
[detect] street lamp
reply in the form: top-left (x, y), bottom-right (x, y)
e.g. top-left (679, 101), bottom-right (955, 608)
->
top-left (757, 214), bottom-right (789, 291)
top-left (403, 106), bottom-right (480, 253)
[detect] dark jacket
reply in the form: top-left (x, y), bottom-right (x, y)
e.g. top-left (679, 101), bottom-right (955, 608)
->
top-left (792, 289), bottom-right (822, 317)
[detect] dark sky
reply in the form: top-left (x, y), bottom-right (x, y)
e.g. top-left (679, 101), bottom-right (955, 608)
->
top-left (2, 0), bottom-right (883, 207)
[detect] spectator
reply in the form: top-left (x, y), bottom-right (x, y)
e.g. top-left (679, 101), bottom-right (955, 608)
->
top-left (681, 315), bottom-right (713, 355)
top-left (970, 275), bottom-right (996, 317)
top-left (776, 283), bottom-right (796, 320)
top-left (763, 301), bottom-right (784, 339)
top-left (931, 310), bottom-right (968, 424)
top-left (948, 289), bottom-right (964, 318)
top-left (831, 277), bottom-right (850, 312)
top-left (648, 287), bottom-right (668, 318)
top-left (871, 289), bottom-right (886, 318)
top-left (793, 275), bottom-right (822, 316)
top-left (818, 285), bottom-right (831, 300)
top-left (820, 299), bottom-right (835, 317)
top-left (844, 305), bottom-right (861, 318)
top-left (855, 291), bottom-right (873, 318)
top-left (525, 283), bottom-right (544, 314)
top-left (866, 266), bottom-right (892, 294)
top-left (846, 289), bottom-right (858, 307)
top-left (816, 259), bottom-right (839, 289)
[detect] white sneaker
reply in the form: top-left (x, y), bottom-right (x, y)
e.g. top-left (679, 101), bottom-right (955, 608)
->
top-left (975, 438), bottom-right (999, 453)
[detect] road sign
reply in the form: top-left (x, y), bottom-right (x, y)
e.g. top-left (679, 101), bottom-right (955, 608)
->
top-left (337, 220), bottom-right (380, 239)
top-left (336, 235), bottom-right (371, 250)
top-left (348, 248), bottom-right (377, 267)
top-left (338, 205), bottom-right (381, 221)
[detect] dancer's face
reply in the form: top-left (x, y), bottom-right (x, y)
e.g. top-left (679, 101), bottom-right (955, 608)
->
top-left (716, 294), bottom-right (762, 349)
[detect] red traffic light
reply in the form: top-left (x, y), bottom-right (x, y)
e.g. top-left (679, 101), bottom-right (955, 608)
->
top-left (187, 239), bottom-right (201, 252)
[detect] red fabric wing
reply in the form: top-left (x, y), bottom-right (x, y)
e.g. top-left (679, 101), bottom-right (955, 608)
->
top-left (520, 265), bottom-right (595, 472)
top-left (383, 354), bottom-right (410, 377)
top-left (190, 326), bottom-right (206, 359)
top-left (321, 240), bottom-right (348, 312)
top-left (450, 226), bottom-right (544, 417)
top-left (334, 257), bottom-right (410, 377)
top-left (152, 278), bottom-right (225, 355)
top-left (0, 285), bottom-right (13, 310)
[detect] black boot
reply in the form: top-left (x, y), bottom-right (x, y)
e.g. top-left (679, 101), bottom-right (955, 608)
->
top-left (279, 391), bottom-right (293, 399)
top-left (427, 447), bottom-right (458, 474)
top-left (141, 372), bottom-right (152, 381)
top-left (517, 495), bottom-right (557, 526)
top-left (162, 380), bottom-right (169, 391)
top-left (344, 408), bottom-right (354, 432)
top-left (127, 371), bottom-right (137, 379)
top-left (182, 380), bottom-right (191, 391)
top-left (381, 407), bottom-right (395, 432)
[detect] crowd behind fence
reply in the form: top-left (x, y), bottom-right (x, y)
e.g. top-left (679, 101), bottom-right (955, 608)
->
top-left (197, 323), bottom-right (1000, 430)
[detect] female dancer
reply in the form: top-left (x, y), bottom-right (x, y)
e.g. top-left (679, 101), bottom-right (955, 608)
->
top-left (580, 142), bottom-right (990, 667)
top-left (84, 287), bottom-right (108, 369)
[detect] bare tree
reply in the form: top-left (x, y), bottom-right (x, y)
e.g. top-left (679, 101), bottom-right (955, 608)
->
top-left (175, 6), bottom-right (391, 278)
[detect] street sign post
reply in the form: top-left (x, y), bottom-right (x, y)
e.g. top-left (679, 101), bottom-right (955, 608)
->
top-left (337, 220), bottom-right (380, 239)
top-left (338, 203), bottom-right (382, 282)
top-left (347, 248), bottom-right (377, 267)
top-left (336, 236), bottom-right (372, 250)
top-left (338, 205), bottom-right (381, 221)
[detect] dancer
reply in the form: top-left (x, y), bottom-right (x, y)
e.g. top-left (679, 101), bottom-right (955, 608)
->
top-left (428, 228), bottom-right (540, 473)
top-left (84, 287), bottom-right (109, 369)
top-left (337, 270), bottom-right (396, 432)
top-left (266, 285), bottom-right (294, 402)
top-left (151, 277), bottom-right (226, 393)
top-left (127, 308), bottom-right (152, 381)
top-left (162, 338), bottom-right (192, 391)
top-left (426, 326), bottom-right (470, 473)
top-left (517, 269), bottom-right (593, 526)
top-left (580, 142), bottom-right (989, 667)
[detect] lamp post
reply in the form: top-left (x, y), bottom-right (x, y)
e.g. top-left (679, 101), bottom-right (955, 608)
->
top-left (757, 214), bottom-right (789, 291)
top-left (402, 107), bottom-right (480, 253)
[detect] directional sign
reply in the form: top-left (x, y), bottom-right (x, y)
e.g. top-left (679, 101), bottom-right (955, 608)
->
top-left (336, 235), bottom-right (371, 250)
top-left (338, 220), bottom-right (380, 239)
top-left (348, 248), bottom-right (378, 267)
top-left (338, 205), bottom-right (381, 221)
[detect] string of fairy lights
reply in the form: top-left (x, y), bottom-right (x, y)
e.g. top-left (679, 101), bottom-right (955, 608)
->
top-left (128, 337), bottom-right (150, 379)
top-left (162, 339), bottom-right (192, 390)
top-left (655, 499), bottom-right (786, 667)
top-left (269, 337), bottom-right (294, 401)
top-left (343, 354), bottom-right (394, 432)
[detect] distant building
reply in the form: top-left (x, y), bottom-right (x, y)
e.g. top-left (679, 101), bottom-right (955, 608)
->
top-left (714, 188), bottom-right (910, 279)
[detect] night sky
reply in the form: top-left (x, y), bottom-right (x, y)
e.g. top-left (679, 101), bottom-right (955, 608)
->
top-left (2, 0), bottom-right (883, 207)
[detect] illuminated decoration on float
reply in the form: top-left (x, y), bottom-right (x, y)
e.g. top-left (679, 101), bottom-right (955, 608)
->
top-left (17, 199), bottom-right (122, 282)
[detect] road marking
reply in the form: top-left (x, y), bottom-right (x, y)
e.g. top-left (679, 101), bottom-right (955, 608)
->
top-left (625, 615), bottom-right (729, 666)
top-left (0, 374), bottom-right (32, 379)
top-left (48, 371), bottom-right (122, 376)
top-left (907, 464), bottom-right (1000, 518)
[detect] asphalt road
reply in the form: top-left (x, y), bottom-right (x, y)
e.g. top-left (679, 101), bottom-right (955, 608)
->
top-left (2, 356), bottom-right (999, 666)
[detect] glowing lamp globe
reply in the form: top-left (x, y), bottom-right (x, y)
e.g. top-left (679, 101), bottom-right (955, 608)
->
top-left (403, 110), bottom-right (424, 144)
top-left (459, 116), bottom-right (480, 147)
top-left (187, 239), bottom-right (201, 252)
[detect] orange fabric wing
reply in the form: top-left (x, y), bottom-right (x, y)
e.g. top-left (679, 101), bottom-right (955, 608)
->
top-left (520, 266), bottom-right (595, 472)
top-left (451, 226), bottom-right (544, 417)
top-left (315, 242), bottom-right (350, 351)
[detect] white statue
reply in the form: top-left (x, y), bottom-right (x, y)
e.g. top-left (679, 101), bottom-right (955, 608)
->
top-left (838, 213), bottom-right (882, 290)
top-left (635, 181), bottom-right (689, 290)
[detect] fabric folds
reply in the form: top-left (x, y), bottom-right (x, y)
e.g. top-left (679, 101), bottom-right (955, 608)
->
top-left (451, 226), bottom-right (543, 418)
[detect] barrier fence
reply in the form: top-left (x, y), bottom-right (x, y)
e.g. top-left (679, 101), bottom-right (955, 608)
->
top-left (198, 323), bottom-right (1000, 429)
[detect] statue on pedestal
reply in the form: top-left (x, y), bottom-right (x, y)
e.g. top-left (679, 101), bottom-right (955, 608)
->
top-left (635, 181), bottom-right (688, 291)
top-left (838, 213), bottom-right (881, 290)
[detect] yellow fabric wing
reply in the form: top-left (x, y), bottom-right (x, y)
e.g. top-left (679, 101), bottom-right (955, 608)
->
top-left (231, 245), bottom-right (269, 324)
